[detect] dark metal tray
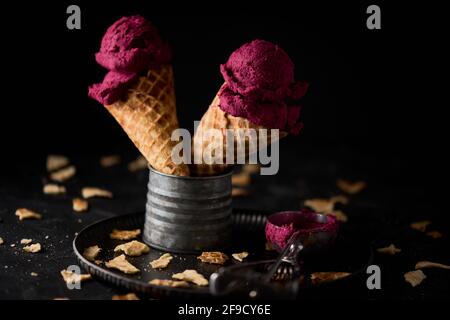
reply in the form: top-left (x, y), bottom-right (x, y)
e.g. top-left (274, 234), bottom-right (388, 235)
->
top-left (73, 209), bottom-right (372, 299)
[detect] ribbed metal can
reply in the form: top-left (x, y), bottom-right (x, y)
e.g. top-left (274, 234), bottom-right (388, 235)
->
top-left (143, 167), bottom-right (233, 253)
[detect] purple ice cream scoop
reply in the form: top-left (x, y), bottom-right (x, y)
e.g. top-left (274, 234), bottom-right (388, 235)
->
top-left (218, 39), bottom-right (309, 135)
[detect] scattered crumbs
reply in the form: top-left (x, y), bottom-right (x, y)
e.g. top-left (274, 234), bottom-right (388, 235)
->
top-left (0, 237), bottom-right (3, 245)
top-left (110, 229), bottom-right (141, 240)
top-left (43, 184), bottom-right (66, 195)
top-left (426, 231), bottom-right (443, 239)
top-left (127, 156), bottom-right (148, 172)
top-left (23, 243), bottom-right (41, 253)
top-left (105, 254), bottom-right (140, 274)
top-left (415, 261), bottom-right (450, 270)
top-left (50, 165), bottom-right (76, 182)
top-left (82, 187), bottom-right (113, 199)
top-left (232, 252), bottom-right (249, 262)
top-left (45, 235), bottom-right (49, 239)
top-left (15, 208), bottom-right (42, 221)
top-left (100, 155), bottom-right (121, 168)
top-left (150, 253), bottom-right (173, 269)
top-left (404, 270), bottom-right (426, 287)
top-left (20, 239), bottom-right (32, 245)
top-left (172, 270), bottom-right (208, 286)
top-left (30, 272), bottom-right (38, 277)
top-left (377, 244), bottom-right (401, 255)
top-left (410, 221), bottom-right (431, 232)
top-left (112, 293), bottom-right (139, 300)
top-left (46, 155), bottom-right (69, 172)
top-left (114, 241), bottom-right (150, 256)
top-left (73, 198), bottom-right (89, 212)
top-left (10, 244), bottom-right (16, 248)
top-left (336, 179), bottom-right (367, 194)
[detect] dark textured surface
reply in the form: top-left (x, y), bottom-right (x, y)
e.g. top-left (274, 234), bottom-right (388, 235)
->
top-left (0, 142), bottom-right (448, 300)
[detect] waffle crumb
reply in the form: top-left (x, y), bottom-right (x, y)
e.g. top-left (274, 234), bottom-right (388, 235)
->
top-left (73, 198), bottom-right (89, 212)
top-left (337, 179), bottom-right (367, 194)
top-left (60, 269), bottom-right (91, 284)
top-left (426, 231), bottom-right (443, 239)
top-left (20, 239), bottom-right (32, 245)
top-left (128, 156), bottom-right (148, 172)
top-left (415, 261), bottom-right (450, 270)
top-left (83, 245), bottom-right (101, 262)
top-left (105, 254), bottom-right (140, 274)
top-left (232, 173), bottom-right (251, 186)
top-left (232, 251), bottom-right (249, 262)
top-left (15, 208), bottom-right (42, 221)
top-left (50, 165), bottom-right (76, 182)
top-left (43, 184), bottom-right (66, 195)
top-left (311, 272), bottom-right (351, 285)
top-left (404, 270), bottom-right (426, 287)
top-left (232, 188), bottom-right (250, 197)
top-left (82, 187), bottom-right (113, 199)
top-left (114, 240), bottom-right (149, 256)
top-left (197, 251), bottom-right (229, 265)
top-left (410, 221), bottom-right (431, 232)
top-left (150, 253), bottom-right (173, 269)
top-left (172, 270), bottom-right (208, 286)
top-left (23, 243), bottom-right (41, 253)
top-left (46, 155), bottom-right (70, 172)
top-left (377, 244), bottom-right (401, 255)
top-left (100, 155), bottom-right (121, 167)
top-left (110, 229), bottom-right (141, 240)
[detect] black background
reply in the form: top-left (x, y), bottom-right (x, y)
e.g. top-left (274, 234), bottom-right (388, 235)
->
top-left (0, 1), bottom-right (445, 187)
top-left (0, 0), bottom-right (449, 302)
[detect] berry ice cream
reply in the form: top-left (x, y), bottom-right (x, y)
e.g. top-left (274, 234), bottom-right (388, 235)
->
top-left (219, 39), bottom-right (309, 135)
top-left (89, 15), bottom-right (171, 105)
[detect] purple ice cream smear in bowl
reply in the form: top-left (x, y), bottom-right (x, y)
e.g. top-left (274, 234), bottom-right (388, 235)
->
top-left (265, 209), bottom-right (339, 251)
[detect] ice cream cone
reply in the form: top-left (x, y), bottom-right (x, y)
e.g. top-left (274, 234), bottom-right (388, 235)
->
top-left (105, 65), bottom-right (190, 176)
top-left (191, 90), bottom-right (287, 176)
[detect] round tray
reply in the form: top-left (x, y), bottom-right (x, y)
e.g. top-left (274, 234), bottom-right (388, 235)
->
top-left (73, 209), bottom-right (373, 299)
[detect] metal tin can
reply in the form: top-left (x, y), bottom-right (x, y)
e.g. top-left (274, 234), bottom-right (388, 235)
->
top-left (143, 167), bottom-right (233, 253)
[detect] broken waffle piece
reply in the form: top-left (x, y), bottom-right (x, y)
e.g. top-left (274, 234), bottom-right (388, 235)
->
top-left (20, 239), bottom-right (32, 245)
top-left (404, 270), bottom-right (426, 287)
top-left (150, 253), bottom-right (173, 269)
top-left (23, 243), bottom-right (41, 253)
top-left (426, 231), bottom-right (443, 239)
top-left (337, 179), bottom-right (366, 194)
top-left (15, 208), bottom-right (42, 221)
top-left (197, 251), bottom-right (229, 265)
top-left (73, 198), bottom-right (89, 212)
top-left (172, 270), bottom-right (208, 286)
top-left (410, 220), bottom-right (431, 232)
top-left (330, 210), bottom-right (348, 223)
top-left (128, 156), bottom-right (148, 172)
top-left (377, 244), bottom-right (401, 255)
top-left (82, 187), bottom-right (113, 199)
top-left (100, 155), bottom-right (121, 168)
top-left (105, 254), bottom-right (140, 274)
top-left (149, 279), bottom-right (189, 288)
top-left (415, 261), bottom-right (450, 270)
top-left (304, 198), bottom-right (335, 213)
top-left (60, 269), bottom-right (92, 284)
top-left (232, 173), bottom-right (251, 186)
top-left (232, 188), bottom-right (250, 197)
top-left (310, 272), bottom-right (351, 285)
top-left (112, 293), bottom-right (139, 300)
top-left (110, 229), bottom-right (141, 240)
top-left (114, 240), bottom-right (149, 256)
top-left (50, 165), bottom-right (76, 182)
top-left (43, 184), bottom-right (66, 195)
top-left (83, 245), bottom-right (101, 262)
top-left (232, 251), bottom-right (249, 262)
top-left (47, 155), bottom-right (70, 172)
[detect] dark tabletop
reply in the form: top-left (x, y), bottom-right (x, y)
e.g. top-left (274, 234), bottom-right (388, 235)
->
top-left (0, 141), bottom-right (448, 300)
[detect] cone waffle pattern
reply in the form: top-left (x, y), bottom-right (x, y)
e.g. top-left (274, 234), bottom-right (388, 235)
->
top-left (105, 66), bottom-right (190, 176)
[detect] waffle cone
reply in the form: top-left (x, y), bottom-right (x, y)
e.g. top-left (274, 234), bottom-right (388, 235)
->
top-left (105, 65), bottom-right (190, 176)
top-left (191, 91), bottom-right (286, 176)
